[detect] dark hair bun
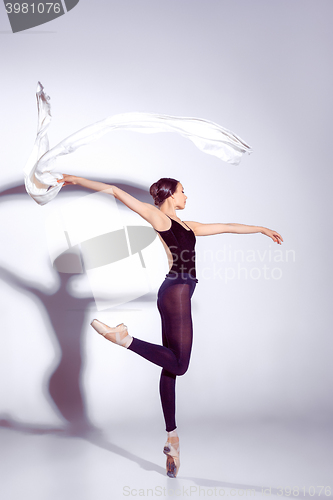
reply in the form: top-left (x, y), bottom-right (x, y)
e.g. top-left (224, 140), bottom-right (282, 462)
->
top-left (149, 178), bottom-right (179, 207)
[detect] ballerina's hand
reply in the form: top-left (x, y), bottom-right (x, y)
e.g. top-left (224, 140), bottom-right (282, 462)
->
top-left (262, 228), bottom-right (283, 245)
top-left (57, 174), bottom-right (80, 186)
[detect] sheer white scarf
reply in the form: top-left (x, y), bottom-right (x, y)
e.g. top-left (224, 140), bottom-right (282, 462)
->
top-left (24, 82), bottom-right (252, 205)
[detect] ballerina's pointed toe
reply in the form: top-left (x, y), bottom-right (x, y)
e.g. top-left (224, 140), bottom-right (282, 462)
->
top-left (163, 439), bottom-right (180, 478)
top-left (90, 319), bottom-right (133, 348)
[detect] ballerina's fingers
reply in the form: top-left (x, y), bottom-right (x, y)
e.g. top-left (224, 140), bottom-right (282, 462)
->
top-left (57, 174), bottom-right (74, 186)
top-left (273, 233), bottom-right (283, 244)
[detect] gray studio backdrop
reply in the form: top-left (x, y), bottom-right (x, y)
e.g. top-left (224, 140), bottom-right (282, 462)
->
top-left (0, 0), bottom-right (332, 432)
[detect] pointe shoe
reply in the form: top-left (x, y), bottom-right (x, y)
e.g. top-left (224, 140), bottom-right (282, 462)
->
top-left (163, 436), bottom-right (180, 478)
top-left (90, 319), bottom-right (133, 348)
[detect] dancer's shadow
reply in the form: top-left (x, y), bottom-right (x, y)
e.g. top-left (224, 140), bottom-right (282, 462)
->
top-left (0, 260), bottom-right (94, 432)
top-left (0, 257), bottom-right (157, 430)
top-left (0, 179), bottom-right (155, 431)
top-left (0, 247), bottom-right (165, 474)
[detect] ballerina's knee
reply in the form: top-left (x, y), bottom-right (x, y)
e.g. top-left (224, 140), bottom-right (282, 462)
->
top-left (174, 363), bottom-right (190, 376)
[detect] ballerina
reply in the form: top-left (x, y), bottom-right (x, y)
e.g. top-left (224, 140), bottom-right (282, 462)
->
top-left (58, 174), bottom-right (283, 477)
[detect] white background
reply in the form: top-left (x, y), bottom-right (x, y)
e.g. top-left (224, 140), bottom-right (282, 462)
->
top-left (0, 1), bottom-right (332, 496)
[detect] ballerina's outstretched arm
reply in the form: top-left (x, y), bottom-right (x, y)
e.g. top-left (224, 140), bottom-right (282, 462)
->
top-left (58, 174), bottom-right (168, 229)
top-left (184, 220), bottom-right (283, 244)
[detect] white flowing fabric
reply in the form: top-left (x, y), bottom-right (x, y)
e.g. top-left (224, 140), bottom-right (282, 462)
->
top-left (24, 82), bottom-right (252, 205)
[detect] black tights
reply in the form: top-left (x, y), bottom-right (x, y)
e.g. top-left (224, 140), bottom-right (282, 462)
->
top-left (128, 274), bottom-right (197, 431)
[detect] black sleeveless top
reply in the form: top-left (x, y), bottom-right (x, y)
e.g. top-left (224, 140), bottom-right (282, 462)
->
top-left (156, 215), bottom-right (196, 279)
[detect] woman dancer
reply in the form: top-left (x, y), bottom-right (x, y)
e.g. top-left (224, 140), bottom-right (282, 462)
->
top-left (59, 174), bottom-right (283, 477)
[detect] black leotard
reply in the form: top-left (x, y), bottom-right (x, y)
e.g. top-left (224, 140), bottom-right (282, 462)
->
top-left (156, 215), bottom-right (196, 279)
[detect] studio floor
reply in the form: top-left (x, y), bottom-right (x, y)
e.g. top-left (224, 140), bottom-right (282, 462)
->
top-left (1, 417), bottom-right (332, 500)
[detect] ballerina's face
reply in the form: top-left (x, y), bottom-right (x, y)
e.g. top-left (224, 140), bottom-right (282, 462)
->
top-left (172, 182), bottom-right (187, 210)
